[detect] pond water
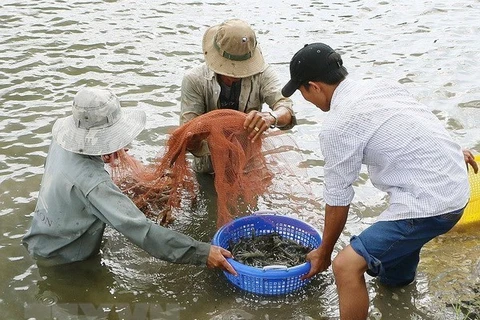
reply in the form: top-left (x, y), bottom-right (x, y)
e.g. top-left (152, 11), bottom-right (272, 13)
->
top-left (1, 1), bottom-right (479, 319)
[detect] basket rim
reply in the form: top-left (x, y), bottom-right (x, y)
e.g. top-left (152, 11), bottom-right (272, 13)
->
top-left (216, 210), bottom-right (321, 234)
top-left (225, 257), bottom-right (311, 275)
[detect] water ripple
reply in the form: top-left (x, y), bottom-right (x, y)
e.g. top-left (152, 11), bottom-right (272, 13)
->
top-left (0, 0), bottom-right (479, 319)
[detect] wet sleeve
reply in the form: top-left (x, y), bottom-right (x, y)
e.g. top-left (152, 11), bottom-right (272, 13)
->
top-left (87, 181), bottom-right (211, 265)
top-left (180, 71), bottom-right (207, 125)
top-left (179, 71), bottom-right (211, 158)
top-left (260, 66), bottom-right (297, 130)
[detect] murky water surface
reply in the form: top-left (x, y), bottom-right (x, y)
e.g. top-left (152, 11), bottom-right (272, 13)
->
top-left (1, 1), bottom-right (479, 319)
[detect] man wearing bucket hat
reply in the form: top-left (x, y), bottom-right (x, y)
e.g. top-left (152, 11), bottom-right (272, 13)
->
top-left (22, 88), bottom-right (236, 275)
top-left (282, 43), bottom-right (477, 319)
top-left (180, 19), bottom-right (296, 173)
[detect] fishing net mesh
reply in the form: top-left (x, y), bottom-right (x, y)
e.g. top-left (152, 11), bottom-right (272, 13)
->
top-left (110, 109), bottom-right (280, 227)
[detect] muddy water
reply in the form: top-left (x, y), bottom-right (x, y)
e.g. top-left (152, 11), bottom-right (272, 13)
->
top-left (1, 1), bottom-right (480, 319)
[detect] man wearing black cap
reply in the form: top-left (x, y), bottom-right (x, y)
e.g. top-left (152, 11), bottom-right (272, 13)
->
top-left (282, 43), bottom-right (477, 320)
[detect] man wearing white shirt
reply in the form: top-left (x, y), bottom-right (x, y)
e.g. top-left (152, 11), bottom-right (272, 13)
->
top-left (282, 42), bottom-right (477, 320)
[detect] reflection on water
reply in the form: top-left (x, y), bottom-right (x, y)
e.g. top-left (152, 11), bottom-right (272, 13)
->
top-left (1, 0), bottom-right (480, 319)
top-left (422, 229), bottom-right (480, 319)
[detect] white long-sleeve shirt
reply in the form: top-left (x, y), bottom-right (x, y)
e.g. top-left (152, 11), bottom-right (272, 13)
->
top-left (320, 78), bottom-right (469, 221)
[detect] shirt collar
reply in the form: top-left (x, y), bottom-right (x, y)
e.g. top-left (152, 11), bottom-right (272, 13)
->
top-left (330, 78), bottom-right (354, 111)
top-left (203, 64), bottom-right (216, 80)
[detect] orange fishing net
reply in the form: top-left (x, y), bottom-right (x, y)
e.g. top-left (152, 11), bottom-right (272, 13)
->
top-left (110, 109), bottom-right (275, 227)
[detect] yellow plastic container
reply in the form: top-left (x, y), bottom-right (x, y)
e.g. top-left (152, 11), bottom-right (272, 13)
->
top-left (456, 155), bottom-right (480, 228)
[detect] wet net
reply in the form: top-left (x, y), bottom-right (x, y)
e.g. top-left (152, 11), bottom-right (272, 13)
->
top-left (110, 109), bottom-right (279, 227)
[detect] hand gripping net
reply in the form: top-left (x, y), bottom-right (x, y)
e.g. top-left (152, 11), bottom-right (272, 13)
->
top-left (109, 109), bottom-right (274, 227)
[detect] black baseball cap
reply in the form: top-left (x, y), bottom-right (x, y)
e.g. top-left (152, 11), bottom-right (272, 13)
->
top-left (282, 43), bottom-right (347, 97)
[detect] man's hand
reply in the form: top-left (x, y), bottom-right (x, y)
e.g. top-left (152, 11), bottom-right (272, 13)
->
top-left (244, 110), bottom-right (275, 142)
top-left (168, 131), bottom-right (210, 166)
top-left (206, 245), bottom-right (237, 276)
top-left (302, 246), bottom-right (332, 280)
top-left (102, 148), bottom-right (129, 163)
top-left (463, 149), bottom-right (478, 174)
top-left (185, 131), bottom-right (209, 153)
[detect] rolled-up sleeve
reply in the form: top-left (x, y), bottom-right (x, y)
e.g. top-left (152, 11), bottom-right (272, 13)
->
top-left (87, 181), bottom-right (210, 265)
top-left (179, 70), bottom-right (212, 158)
top-left (320, 129), bottom-right (364, 206)
top-left (260, 66), bottom-right (296, 130)
top-left (180, 71), bottom-right (207, 125)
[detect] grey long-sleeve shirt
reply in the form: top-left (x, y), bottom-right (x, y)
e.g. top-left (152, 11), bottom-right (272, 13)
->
top-left (22, 141), bottom-right (210, 267)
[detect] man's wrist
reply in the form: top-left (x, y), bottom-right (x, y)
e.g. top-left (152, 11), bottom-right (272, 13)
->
top-left (268, 111), bottom-right (278, 128)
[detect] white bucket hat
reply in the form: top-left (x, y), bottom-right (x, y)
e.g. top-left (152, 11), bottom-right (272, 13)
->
top-left (202, 19), bottom-right (266, 78)
top-left (52, 88), bottom-right (146, 156)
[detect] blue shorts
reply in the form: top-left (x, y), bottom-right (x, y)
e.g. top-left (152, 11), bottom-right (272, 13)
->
top-left (350, 208), bottom-right (464, 286)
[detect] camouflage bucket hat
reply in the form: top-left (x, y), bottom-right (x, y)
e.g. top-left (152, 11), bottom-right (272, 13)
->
top-left (52, 88), bottom-right (146, 156)
top-left (202, 19), bottom-right (266, 78)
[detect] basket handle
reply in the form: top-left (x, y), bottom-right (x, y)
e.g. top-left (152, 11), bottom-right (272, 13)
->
top-left (262, 265), bottom-right (288, 271)
top-left (253, 210), bottom-right (278, 216)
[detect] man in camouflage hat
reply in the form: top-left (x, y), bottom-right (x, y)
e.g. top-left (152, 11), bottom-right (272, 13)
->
top-left (22, 87), bottom-right (236, 275)
top-left (180, 19), bottom-right (297, 173)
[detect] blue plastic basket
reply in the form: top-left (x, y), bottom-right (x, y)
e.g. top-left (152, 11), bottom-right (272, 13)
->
top-left (212, 210), bottom-right (322, 295)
